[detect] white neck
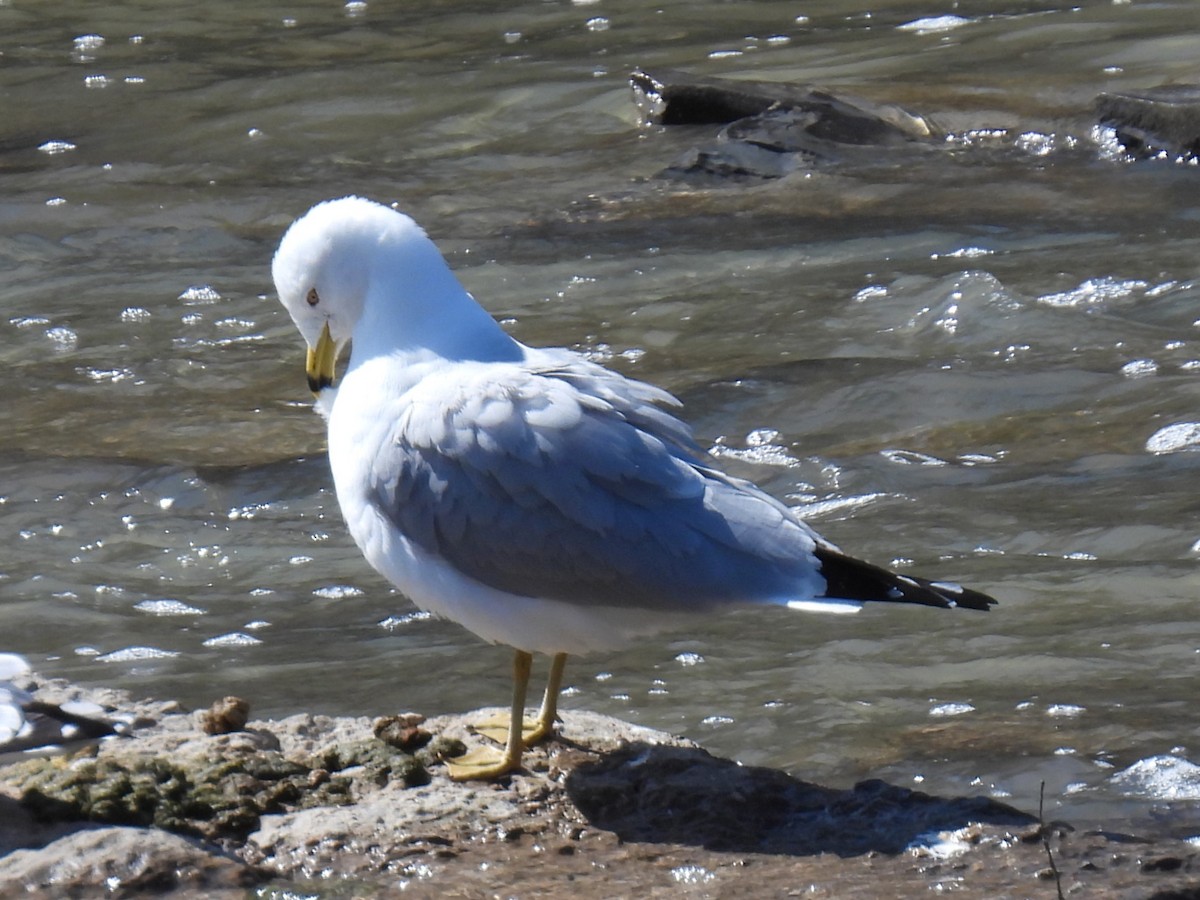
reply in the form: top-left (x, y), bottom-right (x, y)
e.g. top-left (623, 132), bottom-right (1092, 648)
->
top-left (350, 243), bottom-right (523, 368)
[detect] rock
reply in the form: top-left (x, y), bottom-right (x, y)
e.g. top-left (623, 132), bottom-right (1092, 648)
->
top-left (1, 700), bottom-right (450, 846)
top-left (8, 743), bottom-right (354, 842)
top-left (634, 70), bottom-right (1200, 184)
top-left (5, 674), bottom-right (1200, 897)
top-left (631, 67), bottom-right (936, 179)
top-left (373, 713), bottom-right (432, 752)
top-left (199, 696), bottom-right (249, 735)
top-left (565, 742), bottom-right (1034, 854)
top-left (632, 67), bottom-right (816, 125)
top-left (1096, 85), bottom-right (1200, 160)
top-left (633, 68), bottom-right (932, 140)
top-left (0, 825), bottom-right (260, 898)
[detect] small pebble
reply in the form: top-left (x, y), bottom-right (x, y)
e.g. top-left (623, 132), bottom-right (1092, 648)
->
top-left (199, 696), bottom-right (250, 734)
top-left (373, 713), bottom-right (432, 751)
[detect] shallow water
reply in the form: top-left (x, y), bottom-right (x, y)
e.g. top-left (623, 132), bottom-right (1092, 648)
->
top-left (3, 0), bottom-right (1200, 835)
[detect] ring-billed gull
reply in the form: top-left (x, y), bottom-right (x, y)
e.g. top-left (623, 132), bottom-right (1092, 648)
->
top-left (272, 196), bottom-right (996, 780)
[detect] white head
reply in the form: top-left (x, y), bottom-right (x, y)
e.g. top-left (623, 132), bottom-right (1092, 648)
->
top-left (272, 196), bottom-right (518, 394)
top-left (272, 196), bottom-right (428, 350)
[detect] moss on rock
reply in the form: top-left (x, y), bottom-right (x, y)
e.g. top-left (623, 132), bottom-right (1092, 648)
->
top-left (6, 731), bottom-right (457, 841)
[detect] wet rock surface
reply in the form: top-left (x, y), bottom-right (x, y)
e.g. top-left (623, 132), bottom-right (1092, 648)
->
top-left (2, 674), bottom-right (1199, 898)
top-left (566, 743), bottom-right (1032, 855)
top-left (631, 67), bottom-right (934, 139)
top-left (634, 68), bottom-right (1200, 181)
top-left (631, 67), bottom-right (936, 180)
top-left (1096, 84), bottom-right (1200, 161)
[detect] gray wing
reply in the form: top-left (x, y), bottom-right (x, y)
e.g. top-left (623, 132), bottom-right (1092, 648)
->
top-left (370, 356), bottom-right (826, 611)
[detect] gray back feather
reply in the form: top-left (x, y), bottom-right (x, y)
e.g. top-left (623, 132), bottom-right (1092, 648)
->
top-left (371, 354), bottom-right (824, 611)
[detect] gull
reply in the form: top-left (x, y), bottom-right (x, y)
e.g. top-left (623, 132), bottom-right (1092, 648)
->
top-left (0, 654), bottom-right (120, 763)
top-left (272, 196), bottom-right (996, 780)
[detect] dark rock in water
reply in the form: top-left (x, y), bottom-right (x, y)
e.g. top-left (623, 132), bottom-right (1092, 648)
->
top-left (566, 742), bottom-right (1034, 855)
top-left (632, 68), bottom-right (932, 142)
top-left (632, 67), bottom-right (817, 126)
top-left (631, 68), bottom-right (936, 180)
top-left (723, 95), bottom-right (931, 150)
top-left (666, 140), bottom-right (808, 180)
top-left (1096, 85), bottom-right (1200, 160)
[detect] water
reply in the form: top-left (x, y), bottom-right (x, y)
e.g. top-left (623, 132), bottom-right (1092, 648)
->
top-left (3, 0), bottom-right (1200, 835)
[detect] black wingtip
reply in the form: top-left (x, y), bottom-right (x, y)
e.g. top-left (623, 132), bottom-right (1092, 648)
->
top-left (813, 545), bottom-right (997, 611)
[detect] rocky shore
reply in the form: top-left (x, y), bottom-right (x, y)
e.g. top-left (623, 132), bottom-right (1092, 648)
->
top-left (1, 672), bottom-right (1198, 898)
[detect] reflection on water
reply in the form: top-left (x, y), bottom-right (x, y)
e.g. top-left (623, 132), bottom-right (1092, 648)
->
top-left (3, 0), bottom-right (1200, 834)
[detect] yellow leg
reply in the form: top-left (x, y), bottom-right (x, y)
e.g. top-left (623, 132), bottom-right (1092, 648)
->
top-left (467, 652), bottom-right (568, 746)
top-left (456, 657), bottom-right (573, 777)
top-left (528, 652), bottom-right (568, 744)
top-left (445, 650), bottom-right (532, 781)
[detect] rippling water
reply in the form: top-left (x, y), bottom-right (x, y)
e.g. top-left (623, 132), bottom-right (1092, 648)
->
top-left (4, 0), bottom-right (1200, 834)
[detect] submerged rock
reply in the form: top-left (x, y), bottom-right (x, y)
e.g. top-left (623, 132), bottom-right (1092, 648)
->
top-left (631, 67), bottom-right (936, 179)
top-left (1096, 85), bottom-right (1200, 161)
top-left (631, 67), bottom-right (933, 139)
top-left (631, 69), bottom-right (1200, 184)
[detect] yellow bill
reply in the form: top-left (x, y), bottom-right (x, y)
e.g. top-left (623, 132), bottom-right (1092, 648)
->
top-left (306, 321), bottom-right (338, 394)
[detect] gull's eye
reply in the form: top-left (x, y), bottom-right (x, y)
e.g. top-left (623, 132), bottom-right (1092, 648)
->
top-left (306, 288), bottom-right (320, 307)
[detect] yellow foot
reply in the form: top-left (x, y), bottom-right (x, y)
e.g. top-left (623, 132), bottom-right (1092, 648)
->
top-left (444, 745), bottom-right (521, 781)
top-left (469, 713), bottom-right (554, 747)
